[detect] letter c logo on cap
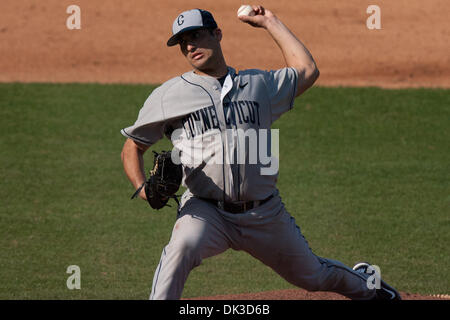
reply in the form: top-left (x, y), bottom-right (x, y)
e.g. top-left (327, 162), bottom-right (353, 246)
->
top-left (177, 15), bottom-right (184, 26)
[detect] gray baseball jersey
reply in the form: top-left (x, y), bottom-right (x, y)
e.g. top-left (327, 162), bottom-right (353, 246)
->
top-left (121, 67), bottom-right (297, 202)
top-left (122, 66), bottom-right (376, 300)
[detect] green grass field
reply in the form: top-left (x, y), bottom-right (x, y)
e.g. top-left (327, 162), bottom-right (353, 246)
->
top-left (0, 83), bottom-right (448, 299)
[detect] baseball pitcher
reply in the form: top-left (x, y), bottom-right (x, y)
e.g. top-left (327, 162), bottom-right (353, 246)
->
top-left (120, 6), bottom-right (401, 300)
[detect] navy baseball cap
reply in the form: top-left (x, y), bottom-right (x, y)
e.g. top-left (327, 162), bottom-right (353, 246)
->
top-left (167, 9), bottom-right (218, 46)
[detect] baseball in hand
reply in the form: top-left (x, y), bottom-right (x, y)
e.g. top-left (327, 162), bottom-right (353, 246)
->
top-left (237, 5), bottom-right (255, 17)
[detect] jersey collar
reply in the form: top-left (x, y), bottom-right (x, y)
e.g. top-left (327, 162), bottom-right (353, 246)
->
top-left (182, 66), bottom-right (237, 86)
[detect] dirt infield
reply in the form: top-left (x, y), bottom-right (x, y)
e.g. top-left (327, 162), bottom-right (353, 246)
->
top-left (187, 289), bottom-right (450, 300)
top-left (1, 0), bottom-right (449, 88)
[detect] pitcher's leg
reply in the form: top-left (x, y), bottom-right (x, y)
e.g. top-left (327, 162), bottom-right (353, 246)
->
top-left (242, 209), bottom-right (375, 300)
top-left (150, 199), bottom-right (233, 300)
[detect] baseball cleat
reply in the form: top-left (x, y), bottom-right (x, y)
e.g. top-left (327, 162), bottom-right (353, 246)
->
top-left (353, 262), bottom-right (402, 300)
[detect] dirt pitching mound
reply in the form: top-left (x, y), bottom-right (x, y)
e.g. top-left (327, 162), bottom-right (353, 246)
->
top-left (187, 289), bottom-right (450, 300)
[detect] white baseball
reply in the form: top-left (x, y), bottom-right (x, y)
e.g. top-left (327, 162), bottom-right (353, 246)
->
top-left (237, 5), bottom-right (255, 17)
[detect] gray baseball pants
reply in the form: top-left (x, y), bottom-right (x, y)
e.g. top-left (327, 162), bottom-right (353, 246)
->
top-left (149, 191), bottom-right (375, 300)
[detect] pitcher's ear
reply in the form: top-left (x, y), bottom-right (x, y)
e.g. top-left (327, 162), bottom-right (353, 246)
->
top-left (214, 28), bottom-right (222, 41)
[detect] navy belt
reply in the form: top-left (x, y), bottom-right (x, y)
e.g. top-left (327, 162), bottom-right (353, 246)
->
top-left (199, 194), bottom-right (274, 214)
